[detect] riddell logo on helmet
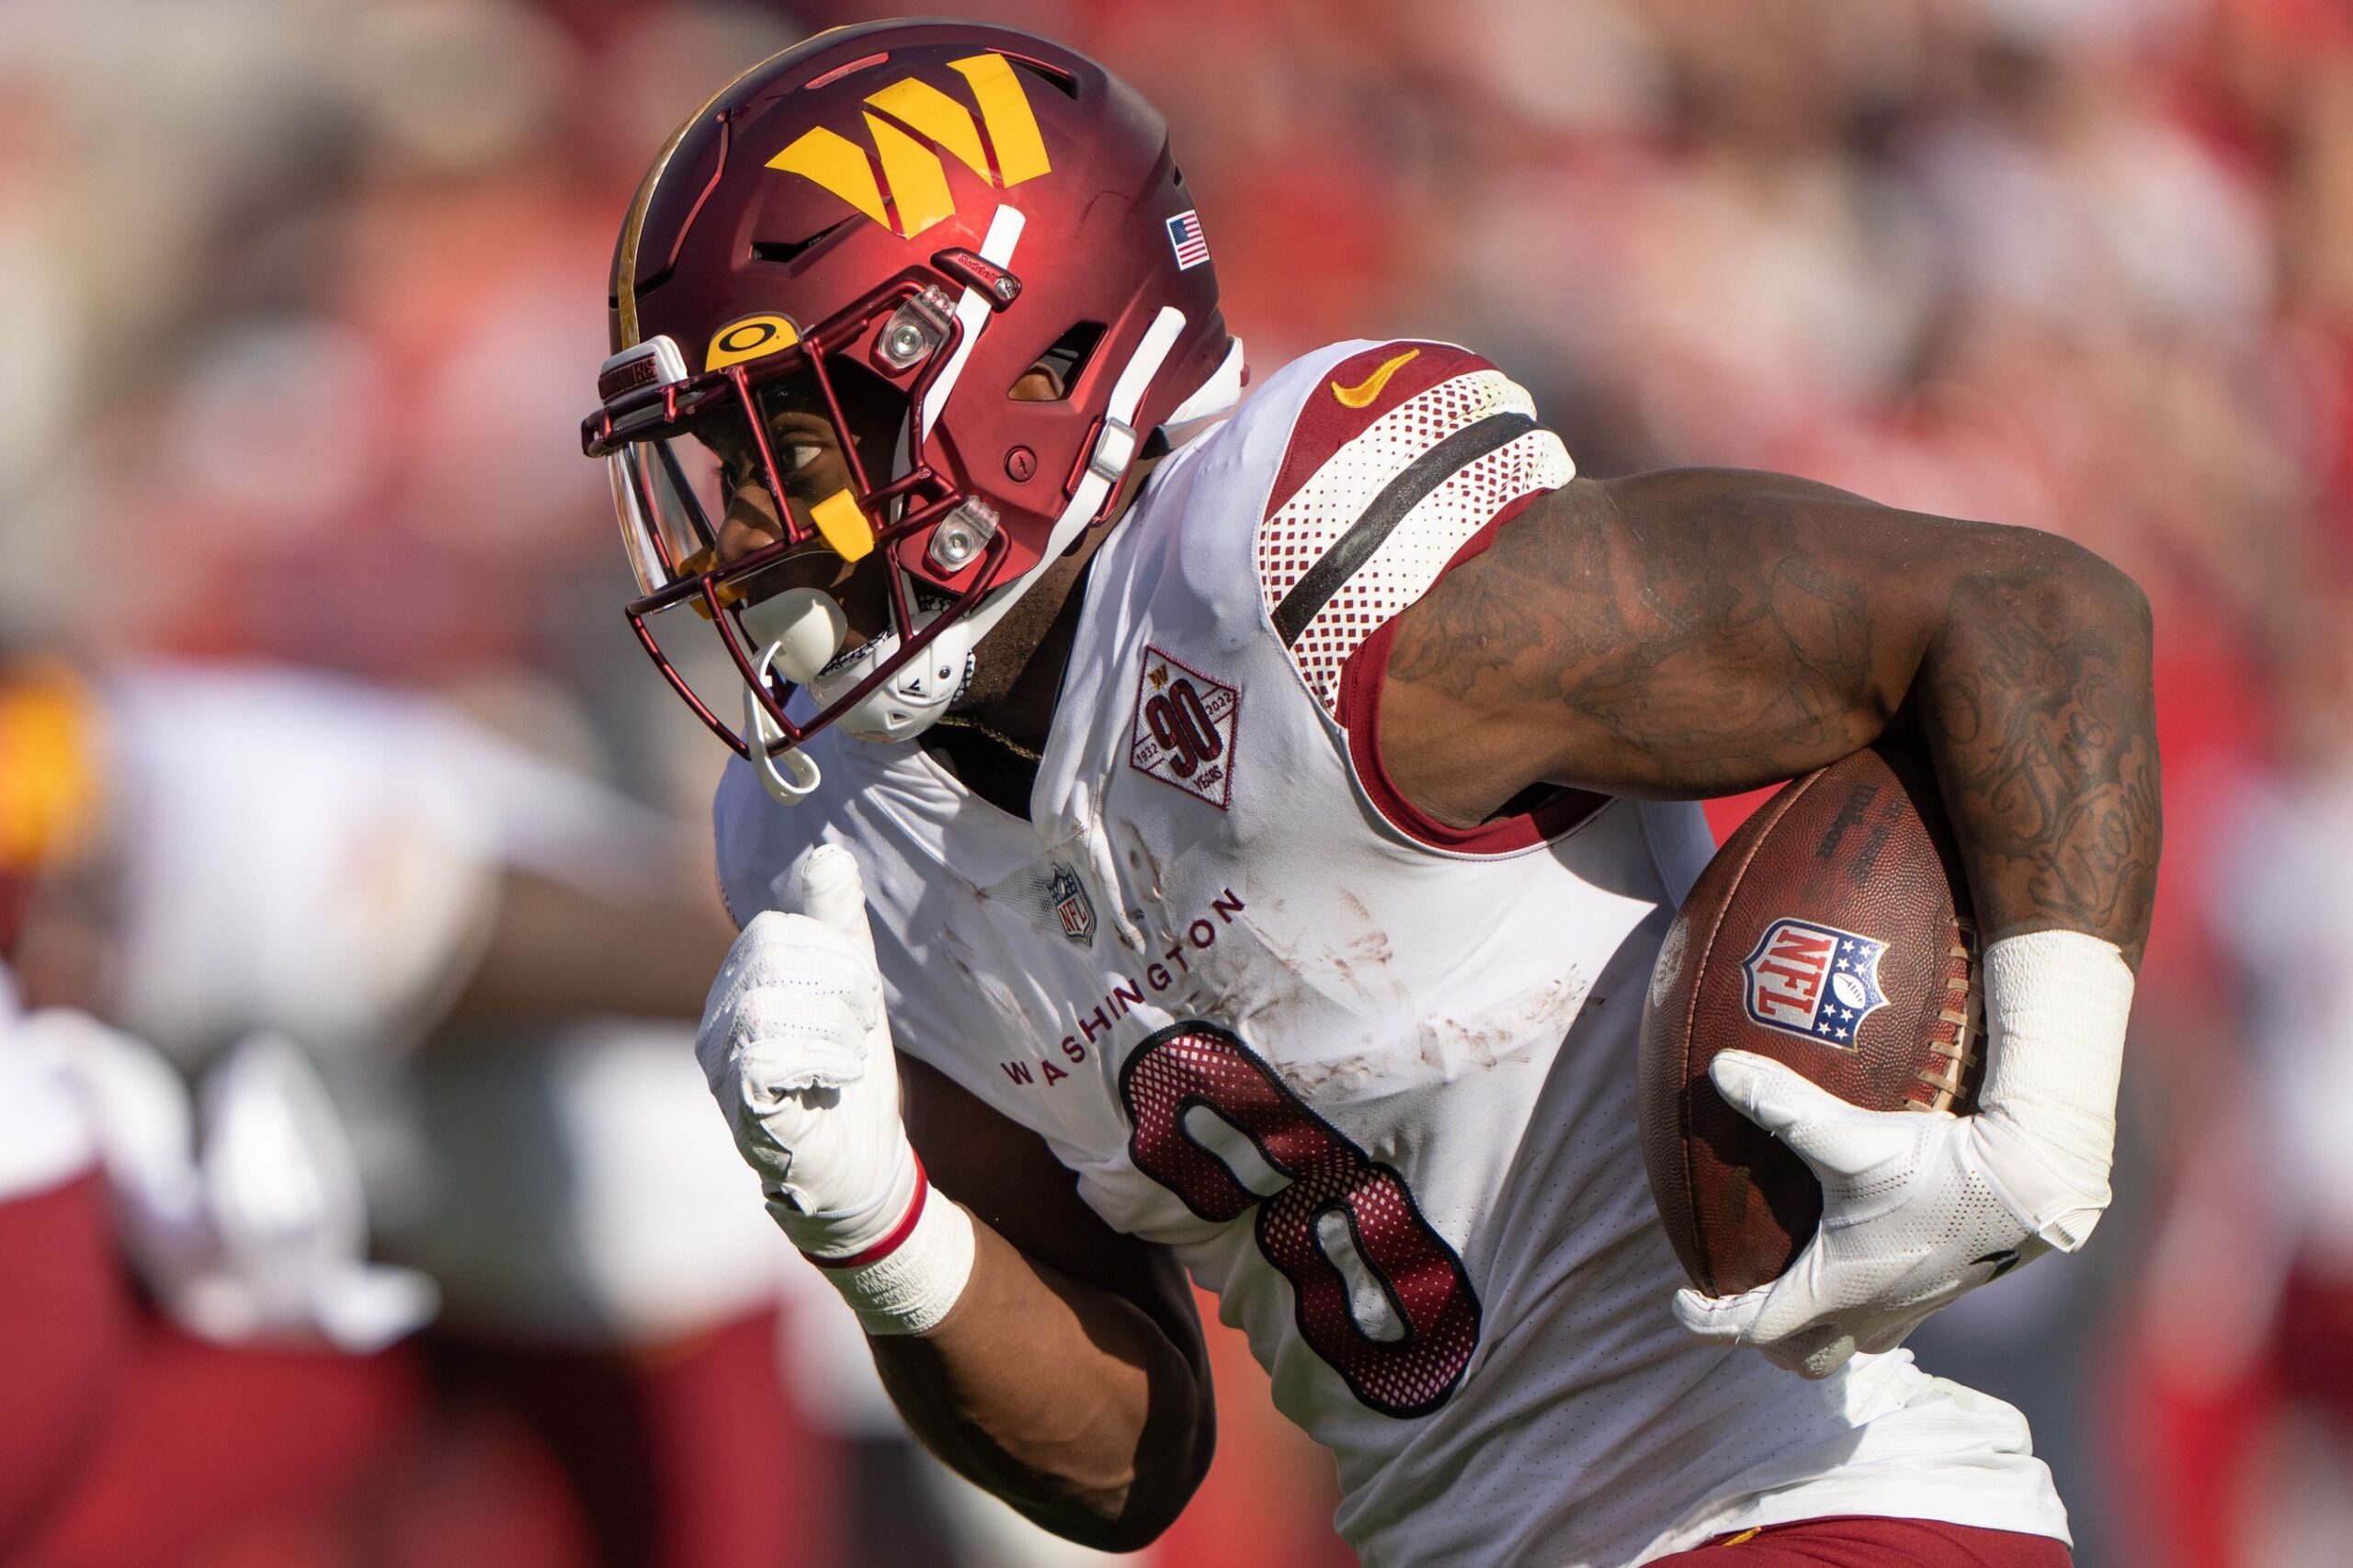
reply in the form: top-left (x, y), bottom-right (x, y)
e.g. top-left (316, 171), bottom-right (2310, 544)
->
top-left (767, 53), bottom-right (1052, 241)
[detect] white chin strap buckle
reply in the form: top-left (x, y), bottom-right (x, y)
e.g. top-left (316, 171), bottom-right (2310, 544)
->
top-left (805, 611), bottom-right (973, 746)
top-left (1088, 417), bottom-right (1139, 483)
top-left (745, 643), bottom-right (823, 805)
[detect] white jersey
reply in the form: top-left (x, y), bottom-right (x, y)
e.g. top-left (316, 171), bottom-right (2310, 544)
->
top-left (716, 340), bottom-right (2069, 1566)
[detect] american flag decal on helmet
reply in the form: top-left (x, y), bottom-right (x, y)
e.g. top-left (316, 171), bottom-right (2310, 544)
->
top-left (1165, 210), bottom-right (1210, 269)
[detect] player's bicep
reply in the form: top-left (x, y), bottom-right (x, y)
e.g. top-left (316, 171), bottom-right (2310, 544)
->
top-left (1381, 468), bottom-right (1978, 815)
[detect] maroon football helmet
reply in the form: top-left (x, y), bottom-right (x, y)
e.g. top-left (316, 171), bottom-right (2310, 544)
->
top-left (584, 20), bottom-right (1239, 801)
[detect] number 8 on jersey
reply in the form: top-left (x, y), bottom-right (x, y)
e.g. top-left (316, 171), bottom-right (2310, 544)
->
top-left (1120, 1021), bottom-right (1481, 1416)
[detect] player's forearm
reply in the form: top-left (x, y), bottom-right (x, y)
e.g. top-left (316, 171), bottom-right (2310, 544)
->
top-left (868, 1218), bottom-right (1213, 1551)
top-left (1912, 534), bottom-right (2161, 969)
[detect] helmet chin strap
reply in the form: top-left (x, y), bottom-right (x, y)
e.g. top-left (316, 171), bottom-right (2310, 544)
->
top-left (744, 642), bottom-right (824, 803)
top-left (744, 298), bottom-right (1197, 803)
top-left (804, 617), bottom-right (973, 746)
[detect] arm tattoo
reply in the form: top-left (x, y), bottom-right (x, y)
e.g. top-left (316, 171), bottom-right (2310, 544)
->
top-left (1388, 475), bottom-right (1899, 801)
top-left (1917, 578), bottom-right (2161, 964)
top-left (1382, 469), bottom-right (2160, 966)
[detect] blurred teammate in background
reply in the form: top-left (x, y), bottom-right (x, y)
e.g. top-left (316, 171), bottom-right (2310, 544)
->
top-left (0, 667), bottom-right (128, 1558)
top-left (0, 653), bottom-right (835, 1568)
top-left (0, 654), bottom-right (438, 1562)
top-left (2118, 590), bottom-right (2353, 1568)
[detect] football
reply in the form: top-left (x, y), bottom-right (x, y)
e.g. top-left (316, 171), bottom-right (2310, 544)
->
top-left (1638, 745), bottom-right (1984, 1298)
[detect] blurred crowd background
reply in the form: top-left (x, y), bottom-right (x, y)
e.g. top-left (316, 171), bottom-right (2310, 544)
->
top-left (6, 0), bottom-right (2353, 1565)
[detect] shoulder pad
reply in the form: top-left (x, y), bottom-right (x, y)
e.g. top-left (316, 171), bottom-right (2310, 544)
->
top-left (1255, 341), bottom-right (1573, 714)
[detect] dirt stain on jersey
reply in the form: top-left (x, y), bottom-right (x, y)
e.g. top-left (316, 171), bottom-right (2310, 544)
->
top-left (1277, 1048), bottom-right (1388, 1099)
top-left (1188, 909), bottom-right (1314, 1043)
top-left (938, 924), bottom-right (1030, 1028)
top-left (1416, 971), bottom-right (1588, 1080)
top-left (1123, 836), bottom-right (1169, 907)
top-left (1323, 889), bottom-right (1409, 1014)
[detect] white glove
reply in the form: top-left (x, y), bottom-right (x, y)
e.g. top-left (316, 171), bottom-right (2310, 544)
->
top-left (180, 1034), bottom-right (439, 1353)
top-left (1674, 929), bottom-right (2133, 1378)
top-left (698, 844), bottom-right (973, 1333)
top-left (27, 1015), bottom-right (437, 1353)
top-left (1671, 1051), bottom-right (2055, 1376)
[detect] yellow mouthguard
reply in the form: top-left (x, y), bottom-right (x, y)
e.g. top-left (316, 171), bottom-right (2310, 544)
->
top-left (810, 487), bottom-right (874, 562)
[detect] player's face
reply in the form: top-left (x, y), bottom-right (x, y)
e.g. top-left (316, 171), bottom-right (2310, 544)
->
top-left (697, 367), bottom-right (905, 646)
top-left (699, 362), bottom-right (1067, 652)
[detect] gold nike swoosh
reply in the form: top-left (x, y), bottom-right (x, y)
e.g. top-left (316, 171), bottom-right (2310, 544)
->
top-left (1331, 347), bottom-right (1419, 409)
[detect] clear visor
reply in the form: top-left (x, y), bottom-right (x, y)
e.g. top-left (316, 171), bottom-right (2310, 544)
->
top-left (609, 438), bottom-right (722, 598)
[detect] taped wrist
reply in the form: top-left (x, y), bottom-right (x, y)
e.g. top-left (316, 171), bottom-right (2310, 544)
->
top-left (1974, 929), bottom-right (2134, 1252)
top-left (779, 1162), bottom-right (975, 1336)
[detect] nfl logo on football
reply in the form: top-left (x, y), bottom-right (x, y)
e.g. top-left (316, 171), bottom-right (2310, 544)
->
top-left (1048, 864), bottom-right (1097, 947)
top-left (1739, 917), bottom-right (1889, 1049)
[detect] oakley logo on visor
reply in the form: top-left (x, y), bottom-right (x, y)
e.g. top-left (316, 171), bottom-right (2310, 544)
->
top-left (706, 313), bottom-right (801, 371)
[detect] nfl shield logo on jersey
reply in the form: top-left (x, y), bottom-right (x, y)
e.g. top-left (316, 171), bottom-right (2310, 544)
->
top-left (1740, 917), bottom-right (1888, 1049)
top-left (1048, 863), bottom-right (1097, 947)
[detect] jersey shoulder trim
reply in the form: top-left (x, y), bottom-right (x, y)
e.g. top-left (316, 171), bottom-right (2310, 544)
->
top-left (1246, 340), bottom-right (1595, 855)
top-left (1253, 341), bottom-right (1574, 719)
top-left (1258, 341), bottom-right (1501, 526)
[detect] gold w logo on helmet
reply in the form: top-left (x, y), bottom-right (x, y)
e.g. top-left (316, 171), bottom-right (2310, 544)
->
top-left (767, 54), bottom-right (1051, 240)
